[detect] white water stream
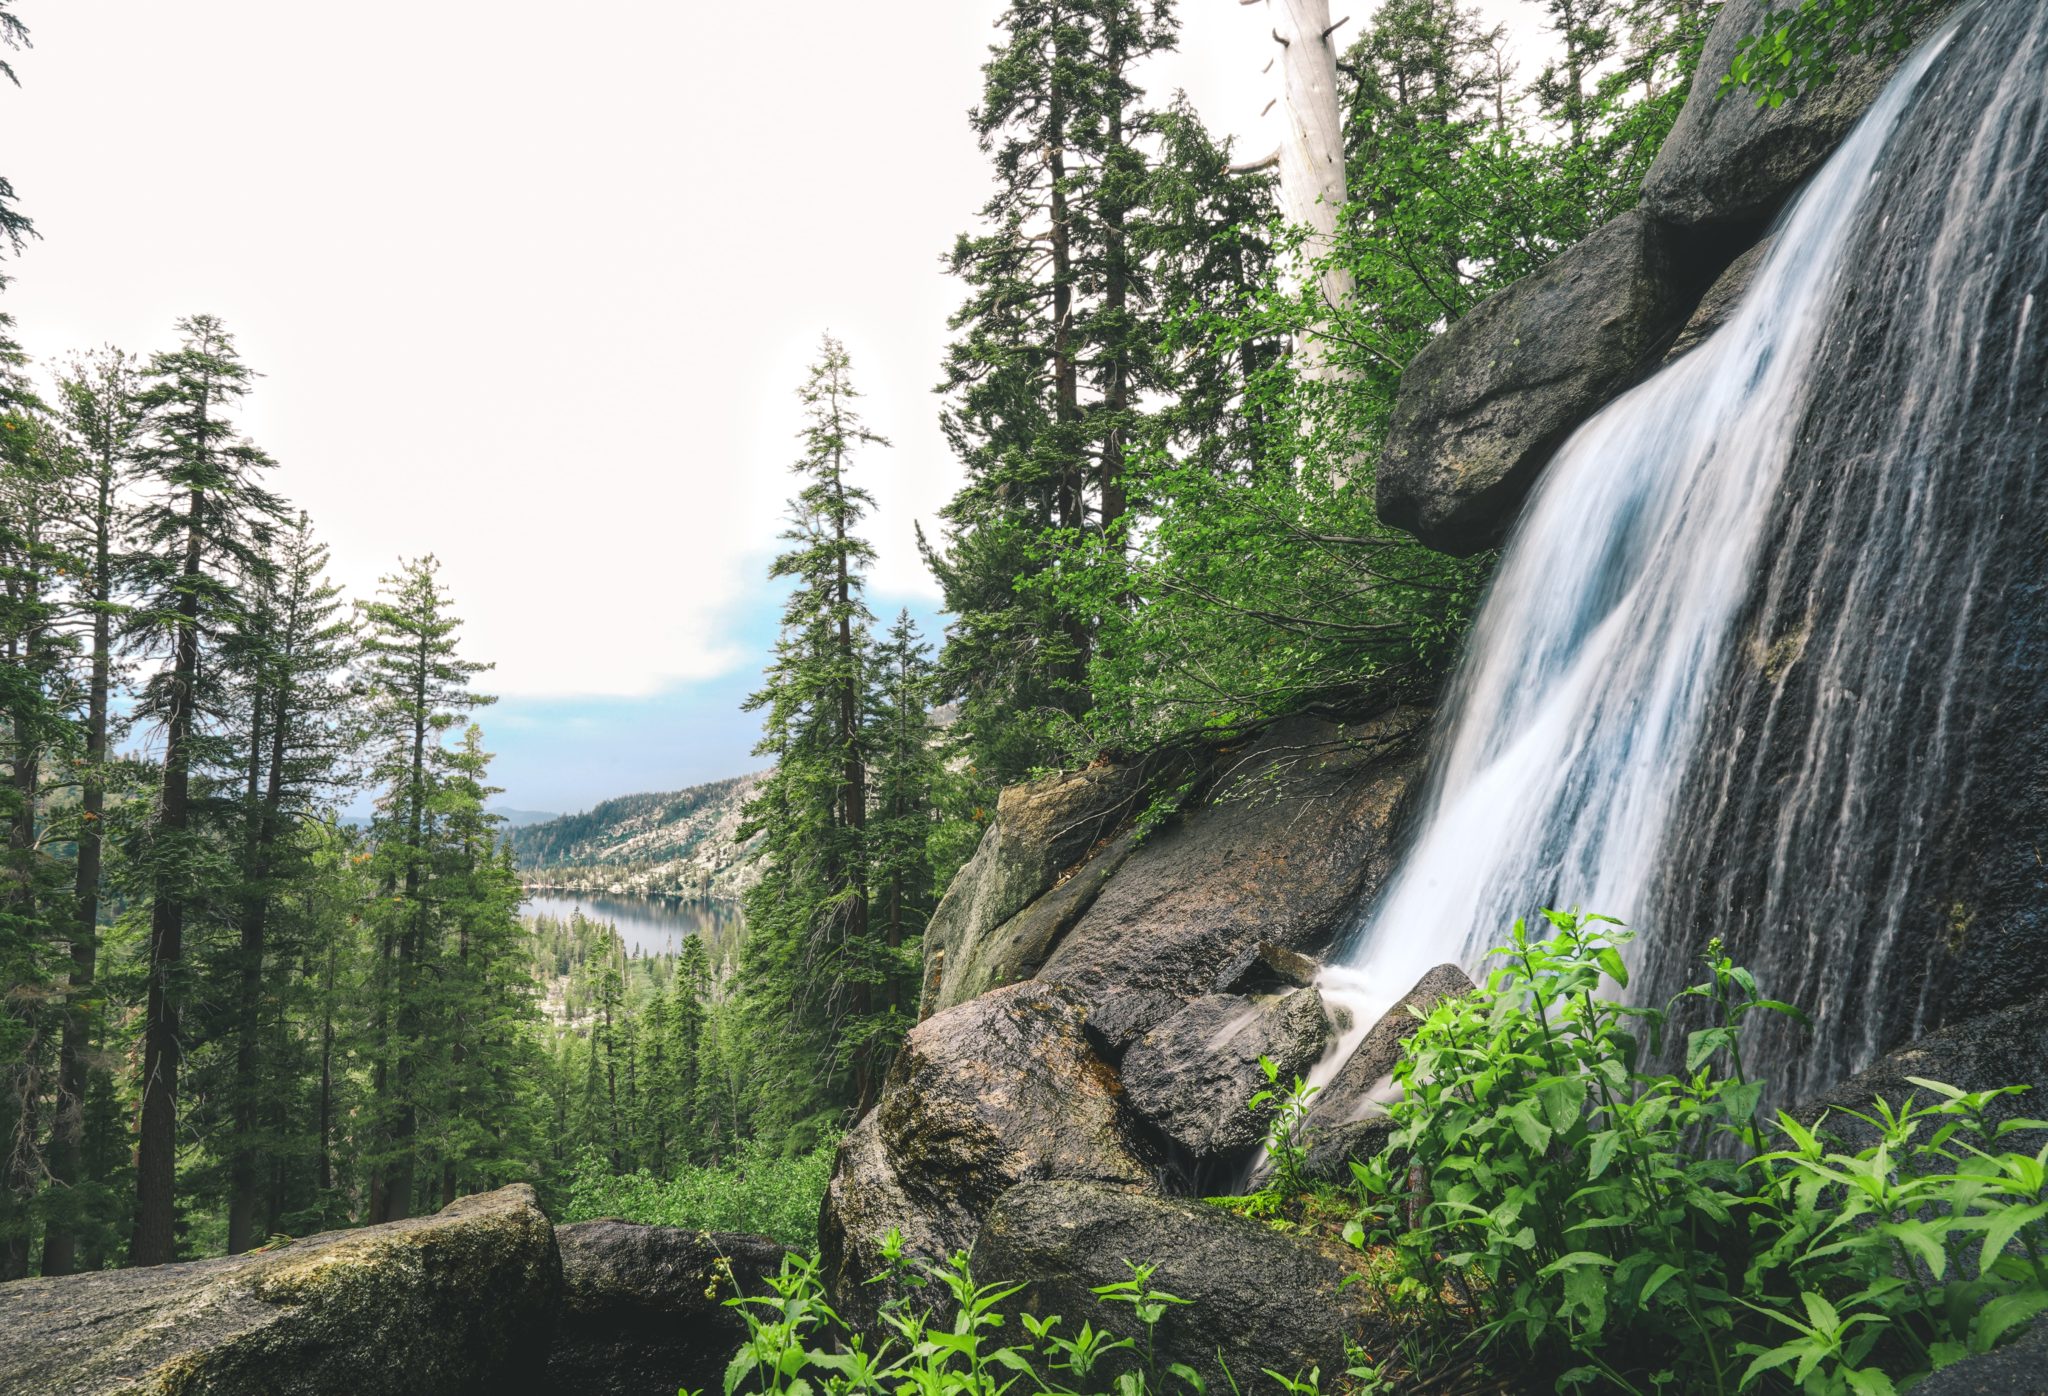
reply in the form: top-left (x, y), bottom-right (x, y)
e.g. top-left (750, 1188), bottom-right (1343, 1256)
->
top-left (1303, 23), bottom-right (1962, 1116)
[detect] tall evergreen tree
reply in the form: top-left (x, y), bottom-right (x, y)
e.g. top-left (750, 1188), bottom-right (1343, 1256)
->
top-left (926, 0), bottom-right (1179, 787)
top-left (739, 334), bottom-right (897, 1126)
top-left (219, 513), bottom-right (356, 1252)
top-left (41, 348), bottom-right (143, 1275)
top-left (127, 314), bottom-right (285, 1266)
top-left (358, 555), bottom-right (493, 1222)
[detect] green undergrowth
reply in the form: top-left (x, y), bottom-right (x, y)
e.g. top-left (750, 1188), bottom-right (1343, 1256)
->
top-left (558, 1136), bottom-right (836, 1250)
top-left (713, 1237), bottom-right (1377, 1396)
top-left (1218, 913), bottom-right (2048, 1394)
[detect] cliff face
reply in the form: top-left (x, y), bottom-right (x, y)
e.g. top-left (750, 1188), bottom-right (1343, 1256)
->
top-left (510, 772), bottom-right (765, 901)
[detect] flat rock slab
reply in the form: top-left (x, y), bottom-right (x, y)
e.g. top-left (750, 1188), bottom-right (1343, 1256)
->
top-left (0, 1185), bottom-right (559, 1396)
top-left (545, 1221), bottom-right (788, 1396)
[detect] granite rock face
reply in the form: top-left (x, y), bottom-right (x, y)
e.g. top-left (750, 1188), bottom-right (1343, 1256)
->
top-left (1036, 710), bottom-right (1428, 1050)
top-left (919, 762), bottom-right (1154, 1017)
top-left (1638, 0), bottom-right (1967, 230)
top-left (0, 1185), bottom-right (559, 1396)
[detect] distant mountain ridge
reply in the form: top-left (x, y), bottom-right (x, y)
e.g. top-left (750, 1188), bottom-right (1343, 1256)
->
top-left (509, 772), bottom-right (765, 901)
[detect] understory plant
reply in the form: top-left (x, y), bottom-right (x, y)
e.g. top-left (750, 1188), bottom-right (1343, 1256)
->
top-left (558, 1136), bottom-right (837, 1249)
top-left (1346, 911), bottom-right (2048, 1395)
top-left (719, 1239), bottom-right (1307, 1396)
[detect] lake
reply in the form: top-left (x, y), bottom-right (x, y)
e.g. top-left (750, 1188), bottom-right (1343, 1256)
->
top-left (521, 889), bottom-right (744, 959)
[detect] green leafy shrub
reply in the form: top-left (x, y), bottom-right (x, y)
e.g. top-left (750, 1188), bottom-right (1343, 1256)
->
top-left (716, 1234), bottom-right (1364, 1396)
top-left (559, 1136), bottom-right (837, 1250)
top-left (1345, 911), bottom-right (2048, 1394)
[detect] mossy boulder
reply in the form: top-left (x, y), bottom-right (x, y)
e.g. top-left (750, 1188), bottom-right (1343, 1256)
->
top-left (0, 1184), bottom-right (559, 1396)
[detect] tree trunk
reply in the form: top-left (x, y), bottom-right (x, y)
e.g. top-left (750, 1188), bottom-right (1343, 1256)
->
top-left (42, 465), bottom-right (115, 1276)
top-left (132, 485), bottom-right (205, 1267)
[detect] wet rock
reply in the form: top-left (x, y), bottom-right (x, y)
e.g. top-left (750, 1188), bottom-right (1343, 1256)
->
top-left (819, 982), bottom-right (1158, 1327)
top-left (1303, 1117), bottom-right (1399, 1186)
top-left (1220, 942), bottom-right (1325, 995)
top-left (920, 763), bottom-right (1150, 1018)
top-left (0, 1185), bottom-right (558, 1396)
top-left (1639, 0), bottom-right (1968, 230)
top-left (1912, 1318), bottom-right (2048, 1395)
top-left (1793, 993), bottom-right (2048, 1155)
top-left (1302, 964), bottom-right (1473, 1140)
top-left (545, 1221), bottom-right (789, 1396)
top-left (1122, 989), bottom-right (1330, 1162)
top-left (1037, 711), bottom-right (1427, 1050)
top-left (971, 1181), bottom-right (1373, 1396)
top-left (1375, 211), bottom-right (1694, 555)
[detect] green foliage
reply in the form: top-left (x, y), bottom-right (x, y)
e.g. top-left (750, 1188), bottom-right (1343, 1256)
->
top-left (559, 1137), bottom-right (837, 1251)
top-left (1249, 1056), bottom-right (1319, 1200)
top-left (1343, 913), bottom-right (2048, 1394)
top-left (1724, 0), bottom-right (1933, 107)
top-left (718, 1240), bottom-right (1273, 1396)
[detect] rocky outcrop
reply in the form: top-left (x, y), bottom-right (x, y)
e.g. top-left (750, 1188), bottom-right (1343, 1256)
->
top-left (819, 982), bottom-right (1158, 1328)
top-left (1375, 211), bottom-right (1695, 555)
top-left (919, 762), bottom-right (1152, 1017)
top-left (1375, 0), bottom-right (1967, 556)
top-left (0, 1185), bottom-right (559, 1396)
top-left (1661, 235), bottom-right (1772, 364)
top-left (1036, 710), bottom-right (1428, 1050)
top-left (970, 1181), bottom-right (1374, 1395)
top-left (545, 1222), bottom-right (788, 1396)
top-left (1122, 989), bottom-right (1329, 1164)
top-left (1638, 0), bottom-right (1966, 230)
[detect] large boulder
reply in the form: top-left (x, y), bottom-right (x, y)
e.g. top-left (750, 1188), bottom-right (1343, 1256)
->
top-left (1374, 211), bottom-right (1695, 555)
top-left (1638, 0), bottom-right (1968, 230)
top-left (544, 1221), bottom-right (789, 1396)
top-left (1122, 989), bottom-right (1330, 1165)
top-left (970, 1181), bottom-right (1374, 1395)
top-left (920, 762), bottom-right (1152, 1017)
top-left (1036, 710), bottom-right (1428, 1050)
top-left (0, 1185), bottom-right (558, 1396)
top-left (819, 982), bottom-right (1158, 1327)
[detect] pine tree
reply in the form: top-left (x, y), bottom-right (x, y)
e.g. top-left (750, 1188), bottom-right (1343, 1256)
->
top-left (358, 555), bottom-right (493, 1222)
top-left (219, 513), bottom-right (357, 1253)
top-left (865, 611), bottom-right (940, 1001)
top-left (127, 314), bottom-right (286, 1266)
top-left (739, 335), bottom-right (894, 1123)
top-left (40, 349), bottom-right (142, 1275)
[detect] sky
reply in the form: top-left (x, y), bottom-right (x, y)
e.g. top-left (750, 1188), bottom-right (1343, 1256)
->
top-left (4, 0), bottom-right (1548, 816)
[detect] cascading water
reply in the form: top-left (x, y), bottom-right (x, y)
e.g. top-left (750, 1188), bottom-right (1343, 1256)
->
top-left (1310, 0), bottom-right (2048, 1114)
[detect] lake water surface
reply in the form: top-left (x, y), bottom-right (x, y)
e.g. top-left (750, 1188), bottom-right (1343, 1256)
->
top-left (522, 889), bottom-right (743, 959)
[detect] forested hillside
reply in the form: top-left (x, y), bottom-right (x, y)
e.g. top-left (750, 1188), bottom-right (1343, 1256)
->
top-left (511, 773), bottom-right (765, 900)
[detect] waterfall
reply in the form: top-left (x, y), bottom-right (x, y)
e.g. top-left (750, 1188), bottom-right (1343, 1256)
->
top-left (1316, 0), bottom-right (2048, 1108)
